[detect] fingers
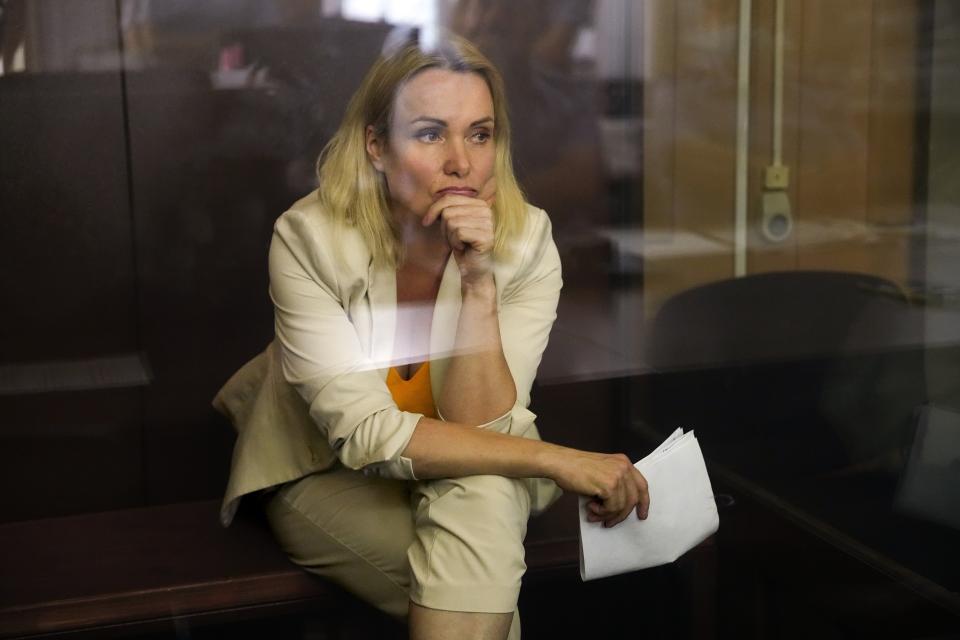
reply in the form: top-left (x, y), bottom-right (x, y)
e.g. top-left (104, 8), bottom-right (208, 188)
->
top-left (422, 193), bottom-right (490, 227)
top-left (427, 195), bottom-right (495, 255)
top-left (440, 216), bottom-right (494, 253)
top-left (581, 455), bottom-right (623, 527)
top-left (607, 468), bottom-right (648, 526)
top-left (612, 478), bottom-right (636, 527)
top-left (633, 468), bottom-right (650, 520)
top-left (588, 494), bottom-right (630, 528)
top-left (583, 456), bottom-right (650, 528)
top-left (607, 470), bottom-right (635, 528)
top-left (585, 488), bottom-right (611, 524)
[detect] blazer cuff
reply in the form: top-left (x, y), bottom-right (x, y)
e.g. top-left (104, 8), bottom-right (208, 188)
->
top-left (337, 406), bottom-right (422, 473)
top-left (436, 406), bottom-right (513, 433)
top-left (362, 455), bottom-right (418, 481)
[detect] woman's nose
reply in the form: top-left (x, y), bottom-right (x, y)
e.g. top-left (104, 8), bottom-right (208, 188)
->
top-left (443, 140), bottom-right (471, 177)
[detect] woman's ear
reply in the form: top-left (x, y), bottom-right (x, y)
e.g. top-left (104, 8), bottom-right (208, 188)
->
top-left (365, 125), bottom-right (385, 172)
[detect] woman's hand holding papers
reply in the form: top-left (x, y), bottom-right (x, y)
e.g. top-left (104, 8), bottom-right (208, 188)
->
top-left (548, 449), bottom-right (650, 528)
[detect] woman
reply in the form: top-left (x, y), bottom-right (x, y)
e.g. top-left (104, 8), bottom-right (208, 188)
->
top-left (213, 33), bottom-right (649, 640)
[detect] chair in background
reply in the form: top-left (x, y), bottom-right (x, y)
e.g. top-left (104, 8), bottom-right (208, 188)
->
top-left (639, 269), bottom-right (926, 490)
top-left (633, 273), bottom-right (960, 635)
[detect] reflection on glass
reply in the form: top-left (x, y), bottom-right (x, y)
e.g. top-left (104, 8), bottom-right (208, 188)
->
top-left (0, 0), bottom-right (958, 636)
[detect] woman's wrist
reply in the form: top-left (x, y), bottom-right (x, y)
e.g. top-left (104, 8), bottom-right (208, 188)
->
top-left (460, 273), bottom-right (497, 301)
top-left (533, 440), bottom-right (570, 482)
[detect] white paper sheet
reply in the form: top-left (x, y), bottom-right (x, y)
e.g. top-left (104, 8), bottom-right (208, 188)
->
top-left (578, 429), bottom-right (720, 580)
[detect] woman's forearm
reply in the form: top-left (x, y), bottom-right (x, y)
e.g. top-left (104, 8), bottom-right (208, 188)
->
top-left (401, 415), bottom-right (562, 480)
top-left (437, 276), bottom-right (517, 424)
top-left (400, 415), bottom-right (652, 527)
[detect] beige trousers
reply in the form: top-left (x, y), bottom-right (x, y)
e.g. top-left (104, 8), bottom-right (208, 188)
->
top-left (263, 465), bottom-right (535, 639)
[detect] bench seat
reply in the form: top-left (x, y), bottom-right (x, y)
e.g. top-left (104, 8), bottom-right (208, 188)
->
top-left (0, 493), bottom-right (583, 639)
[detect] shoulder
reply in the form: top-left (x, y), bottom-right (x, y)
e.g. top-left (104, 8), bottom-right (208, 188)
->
top-left (502, 204), bottom-right (555, 263)
top-left (522, 203), bottom-right (556, 254)
top-left (497, 204), bottom-right (561, 294)
top-left (272, 190), bottom-right (371, 279)
top-left (274, 190), bottom-right (357, 250)
top-left (516, 203), bottom-right (559, 268)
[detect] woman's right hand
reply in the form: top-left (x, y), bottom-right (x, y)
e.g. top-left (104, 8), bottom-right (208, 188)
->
top-left (547, 448), bottom-right (650, 528)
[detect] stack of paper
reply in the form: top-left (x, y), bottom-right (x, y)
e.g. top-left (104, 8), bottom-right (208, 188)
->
top-left (578, 428), bottom-right (719, 581)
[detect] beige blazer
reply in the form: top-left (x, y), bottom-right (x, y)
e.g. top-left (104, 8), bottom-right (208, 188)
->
top-left (213, 191), bottom-right (563, 526)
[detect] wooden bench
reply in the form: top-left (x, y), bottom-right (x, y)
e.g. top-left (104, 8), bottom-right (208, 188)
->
top-left (0, 492), bottom-right (590, 639)
top-left (0, 378), bottom-right (717, 640)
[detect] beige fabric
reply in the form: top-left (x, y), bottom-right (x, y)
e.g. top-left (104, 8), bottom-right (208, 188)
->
top-left (262, 468), bottom-right (413, 619)
top-left (263, 465), bottom-right (526, 638)
top-left (214, 190), bottom-right (564, 527)
top-left (408, 473), bottom-right (530, 613)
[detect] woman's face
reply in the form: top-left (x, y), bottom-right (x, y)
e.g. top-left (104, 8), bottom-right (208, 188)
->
top-left (366, 68), bottom-right (496, 223)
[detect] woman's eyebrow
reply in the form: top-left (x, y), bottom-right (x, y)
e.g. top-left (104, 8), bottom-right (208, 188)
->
top-left (408, 116), bottom-right (494, 127)
top-left (410, 116), bottom-right (446, 126)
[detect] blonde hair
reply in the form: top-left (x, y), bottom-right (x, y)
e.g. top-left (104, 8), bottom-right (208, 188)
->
top-left (316, 32), bottom-right (527, 266)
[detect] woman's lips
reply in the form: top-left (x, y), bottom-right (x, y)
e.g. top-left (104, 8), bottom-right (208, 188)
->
top-left (436, 187), bottom-right (478, 198)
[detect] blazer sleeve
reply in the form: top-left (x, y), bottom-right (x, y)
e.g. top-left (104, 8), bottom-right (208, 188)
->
top-left (498, 207), bottom-right (563, 410)
top-left (269, 209), bottom-right (420, 479)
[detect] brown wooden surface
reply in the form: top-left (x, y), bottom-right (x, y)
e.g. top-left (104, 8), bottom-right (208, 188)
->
top-left (0, 500), bottom-right (331, 638)
top-left (795, 1), bottom-right (872, 275)
top-left (0, 491), bottom-right (588, 639)
top-left (867, 0), bottom-right (918, 228)
top-left (642, 0), bottom-right (677, 234)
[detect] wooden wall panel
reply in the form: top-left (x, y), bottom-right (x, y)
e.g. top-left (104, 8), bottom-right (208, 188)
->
top-left (643, 0), bottom-right (918, 318)
top-left (642, 0), bottom-right (740, 315)
top-left (867, 234), bottom-right (914, 288)
top-left (868, 0), bottom-right (918, 228)
top-left (672, 1), bottom-right (739, 237)
top-left (0, 391), bottom-right (143, 523)
top-left (0, 74), bottom-right (138, 362)
top-left (640, 0), bottom-right (681, 318)
top-left (0, 70), bottom-right (145, 522)
top-left (865, 1), bottom-right (919, 287)
top-left (795, 0), bottom-right (873, 274)
top-left (642, 0), bottom-right (677, 233)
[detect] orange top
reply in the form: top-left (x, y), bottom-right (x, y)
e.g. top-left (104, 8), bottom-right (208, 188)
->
top-left (386, 362), bottom-right (437, 419)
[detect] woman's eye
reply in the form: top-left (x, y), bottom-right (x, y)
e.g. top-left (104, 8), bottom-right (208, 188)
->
top-left (471, 130), bottom-right (492, 143)
top-left (417, 129), bottom-right (443, 143)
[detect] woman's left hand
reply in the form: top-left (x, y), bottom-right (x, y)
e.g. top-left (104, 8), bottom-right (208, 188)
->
top-left (422, 191), bottom-right (496, 286)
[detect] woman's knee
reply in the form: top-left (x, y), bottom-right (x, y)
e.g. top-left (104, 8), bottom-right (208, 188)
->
top-left (263, 470), bottom-right (416, 619)
top-left (407, 475), bottom-right (532, 614)
top-left (415, 475), bottom-right (531, 552)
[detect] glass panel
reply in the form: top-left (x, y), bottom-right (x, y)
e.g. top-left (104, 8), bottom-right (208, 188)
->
top-left (627, 2), bottom-right (960, 635)
top-left (1, 0), bottom-right (958, 636)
